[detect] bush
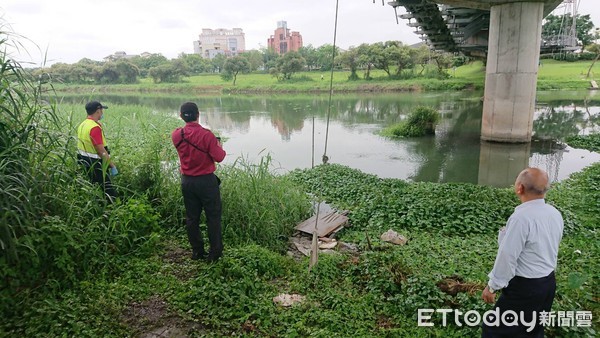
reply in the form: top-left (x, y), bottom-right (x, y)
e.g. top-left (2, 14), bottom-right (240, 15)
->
top-left (576, 52), bottom-right (597, 61)
top-left (219, 155), bottom-right (312, 253)
top-left (381, 106), bottom-right (441, 138)
top-left (552, 53), bottom-right (578, 62)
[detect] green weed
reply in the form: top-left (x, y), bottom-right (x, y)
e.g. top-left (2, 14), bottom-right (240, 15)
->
top-left (381, 106), bottom-right (442, 138)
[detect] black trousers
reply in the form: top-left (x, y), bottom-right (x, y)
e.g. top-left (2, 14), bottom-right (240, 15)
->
top-left (482, 271), bottom-right (556, 338)
top-left (77, 154), bottom-right (117, 202)
top-left (181, 173), bottom-right (222, 258)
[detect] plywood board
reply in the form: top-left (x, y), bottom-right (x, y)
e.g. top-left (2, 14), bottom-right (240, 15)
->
top-left (295, 211), bottom-right (348, 237)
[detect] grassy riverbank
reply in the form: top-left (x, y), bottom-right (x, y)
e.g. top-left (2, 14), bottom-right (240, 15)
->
top-left (50, 60), bottom-right (600, 95)
top-left (1, 97), bottom-right (598, 337)
top-left (2, 47), bottom-right (598, 337)
top-left (2, 160), bottom-right (598, 337)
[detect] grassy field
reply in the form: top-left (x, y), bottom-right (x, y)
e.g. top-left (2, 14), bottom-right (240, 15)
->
top-left (52, 59), bottom-right (600, 94)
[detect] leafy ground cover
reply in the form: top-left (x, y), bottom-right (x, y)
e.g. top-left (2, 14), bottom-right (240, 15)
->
top-left (566, 134), bottom-right (600, 152)
top-left (2, 160), bottom-right (597, 337)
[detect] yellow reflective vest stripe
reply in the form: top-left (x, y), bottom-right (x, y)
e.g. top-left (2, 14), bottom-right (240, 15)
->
top-left (77, 119), bottom-right (106, 154)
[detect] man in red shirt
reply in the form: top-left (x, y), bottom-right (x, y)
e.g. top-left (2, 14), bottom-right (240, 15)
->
top-left (172, 102), bottom-right (226, 262)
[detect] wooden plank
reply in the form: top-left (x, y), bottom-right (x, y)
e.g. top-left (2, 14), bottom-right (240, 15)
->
top-left (591, 80), bottom-right (598, 89)
top-left (295, 211), bottom-right (348, 237)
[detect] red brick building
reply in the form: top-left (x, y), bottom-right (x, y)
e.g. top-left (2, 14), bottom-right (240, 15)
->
top-left (267, 21), bottom-right (303, 55)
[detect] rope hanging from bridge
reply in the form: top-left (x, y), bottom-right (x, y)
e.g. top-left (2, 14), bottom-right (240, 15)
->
top-left (321, 0), bottom-right (340, 166)
top-left (310, 0), bottom-right (340, 270)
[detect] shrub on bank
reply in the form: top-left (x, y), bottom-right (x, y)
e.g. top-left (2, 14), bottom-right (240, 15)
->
top-left (566, 133), bottom-right (600, 152)
top-left (381, 106), bottom-right (441, 138)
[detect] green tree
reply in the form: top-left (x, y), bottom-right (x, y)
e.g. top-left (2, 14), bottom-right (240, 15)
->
top-left (356, 43), bottom-right (374, 80)
top-left (114, 60), bottom-right (139, 83)
top-left (261, 47), bottom-right (280, 71)
top-left (130, 53), bottom-right (168, 77)
top-left (412, 45), bottom-right (431, 76)
top-left (240, 50), bottom-right (263, 71)
top-left (148, 63), bottom-right (181, 83)
top-left (298, 45), bottom-right (318, 70)
top-left (390, 43), bottom-right (413, 77)
top-left (542, 14), bottom-right (595, 50)
top-left (315, 44), bottom-right (340, 71)
top-left (171, 58), bottom-right (190, 78)
top-left (370, 42), bottom-right (393, 77)
top-left (46, 62), bottom-right (72, 83)
top-left (431, 51), bottom-right (453, 78)
top-left (73, 58), bottom-right (101, 83)
top-left (177, 53), bottom-right (210, 74)
top-left (97, 62), bottom-right (120, 83)
top-left (338, 47), bottom-right (360, 80)
top-left (271, 51), bottom-right (306, 81)
top-left (222, 55), bottom-right (251, 85)
top-left (211, 54), bottom-right (227, 73)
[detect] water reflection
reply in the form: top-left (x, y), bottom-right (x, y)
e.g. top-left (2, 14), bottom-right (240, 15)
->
top-left (57, 91), bottom-right (600, 187)
top-left (478, 142), bottom-right (531, 187)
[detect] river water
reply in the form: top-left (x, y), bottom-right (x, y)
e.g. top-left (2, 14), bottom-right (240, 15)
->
top-left (63, 90), bottom-right (600, 187)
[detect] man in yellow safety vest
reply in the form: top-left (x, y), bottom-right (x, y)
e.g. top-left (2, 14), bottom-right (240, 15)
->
top-left (76, 101), bottom-right (118, 202)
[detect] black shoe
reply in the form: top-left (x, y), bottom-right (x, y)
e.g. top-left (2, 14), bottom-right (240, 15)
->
top-left (191, 251), bottom-right (205, 261)
top-left (206, 253), bottom-right (222, 263)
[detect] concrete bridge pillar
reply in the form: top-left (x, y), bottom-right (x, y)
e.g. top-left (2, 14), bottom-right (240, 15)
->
top-left (481, 2), bottom-right (544, 143)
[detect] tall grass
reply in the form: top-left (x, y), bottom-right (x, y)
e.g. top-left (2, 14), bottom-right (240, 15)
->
top-left (0, 30), bottom-right (163, 316)
top-left (219, 155), bottom-right (312, 253)
top-left (0, 31), bottom-right (62, 264)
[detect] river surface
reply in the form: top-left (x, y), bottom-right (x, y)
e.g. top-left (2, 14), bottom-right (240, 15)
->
top-left (61, 90), bottom-right (600, 187)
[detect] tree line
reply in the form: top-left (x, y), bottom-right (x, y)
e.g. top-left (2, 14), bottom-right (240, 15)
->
top-left (33, 41), bottom-right (462, 85)
top-left (34, 13), bottom-right (597, 85)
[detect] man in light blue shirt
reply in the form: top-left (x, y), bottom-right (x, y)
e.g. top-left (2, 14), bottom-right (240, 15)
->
top-left (481, 167), bottom-right (564, 337)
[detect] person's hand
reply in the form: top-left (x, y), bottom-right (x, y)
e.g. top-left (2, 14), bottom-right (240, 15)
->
top-left (109, 166), bottom-right (119, 176)
top-left (482, 286), bottom-right (496, 304)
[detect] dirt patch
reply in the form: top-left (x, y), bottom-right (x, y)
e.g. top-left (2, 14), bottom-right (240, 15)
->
top-left (161, 245), bottom-right (189, 265)
top-left (121, 295), bottom-right (205, 338)
top-left (436, 275), bottom-right (484, 296)
top-left (377, 315), bottom-right (397, 329)
top-left (160, 244), bottom-right (199, 281)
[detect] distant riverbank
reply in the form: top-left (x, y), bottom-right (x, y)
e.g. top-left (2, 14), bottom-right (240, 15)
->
top-left (51, 60), bottom-right (597, 95)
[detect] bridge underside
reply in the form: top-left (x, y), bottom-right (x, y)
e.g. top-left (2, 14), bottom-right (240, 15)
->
top-left (389, 0), bottom-right (571, 57)
top-left (387, 0), bottom-right (569, 143)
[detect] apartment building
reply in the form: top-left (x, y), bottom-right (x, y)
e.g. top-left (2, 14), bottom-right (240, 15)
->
top-left (267, 21), bottom-right (303, 55)
top-left (194, 28), bottom-right (246, 59)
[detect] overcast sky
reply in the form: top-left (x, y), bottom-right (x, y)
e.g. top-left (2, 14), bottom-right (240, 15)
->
top-left (1, 0), bottom-right (598, 66)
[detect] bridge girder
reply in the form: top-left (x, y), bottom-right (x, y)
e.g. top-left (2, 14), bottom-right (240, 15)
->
top-left (389, 0), bottom-right (567, 56)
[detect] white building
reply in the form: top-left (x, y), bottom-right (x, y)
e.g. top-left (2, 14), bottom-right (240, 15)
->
top-left (194, 28), bottom-right (246, 59)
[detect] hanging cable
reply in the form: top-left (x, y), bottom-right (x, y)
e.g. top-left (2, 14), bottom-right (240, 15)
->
top-left (310, 0), bottom-right (340, 271)
top-left (322, 0), bottom-right (340, 165)
top-left (311, 114), bottom-right (315, 168)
